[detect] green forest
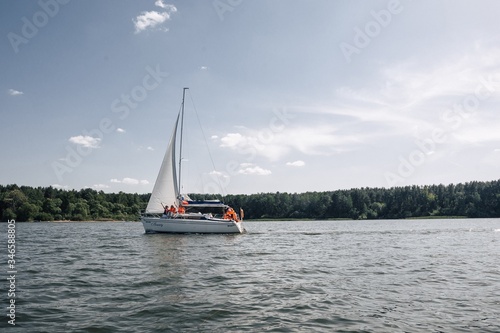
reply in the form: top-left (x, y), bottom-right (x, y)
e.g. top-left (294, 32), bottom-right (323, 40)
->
top-left (1, 179), bottom-right (499, 222)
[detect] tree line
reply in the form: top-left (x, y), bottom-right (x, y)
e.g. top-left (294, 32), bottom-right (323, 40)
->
top-left (1, 179), bottom-right (499, 222)
top-left (0, 185), bottom-right (149, 222)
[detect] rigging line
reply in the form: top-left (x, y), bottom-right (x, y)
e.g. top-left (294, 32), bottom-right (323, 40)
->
top-left (178, 87), bottom-right (188, 195)
top-left (187, 92), bottom-right (227, 199)
top-left (176, 101), bottom-right (184, 195)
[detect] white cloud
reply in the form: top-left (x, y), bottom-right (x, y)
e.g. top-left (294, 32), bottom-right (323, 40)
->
top-left (218, 125), bottom-right (357, 161)
top-left (155, 0), bottom-right (166, 8)
top-left (110, 177), bottom-right (149, 185)
top-left (134, 11), bottom-right (169, 33)
top-left (220, 132), bottom-right (280, 159)
top-left (133, 4), bottom-right (177, 34)
top-left (330, 44), bottom-right (500, 132)
top-left (93, 184), bottom-right (110, 189)
top-left (116, 128), bottom-right (125, 133)
top-left (282, 43), bottom-right (500, 169)
top-left (8, 89), bottom-right (23, 96)
top-left (69, 135), bottom-right (101, 148)
top-left (211, 135), bottom-right (218, 140)
top-left (220, 133), bottom-right (246, 148)
top-left (209, 170), bottom-right (229, 178)
top-left (452, 122), bottom-right (500, 144)
top-left (138, 146), bottom-right (155, 151)
top-left (286, 160), bottom-right (305, 167)
top-left (200, 66), bottom-right (209, 70)
top-left (376, 54), bottom-right (500, 111)
top-left (52, 184), bottom-right (69, 189)
top-left (237, 163), bottom-right (271, 176)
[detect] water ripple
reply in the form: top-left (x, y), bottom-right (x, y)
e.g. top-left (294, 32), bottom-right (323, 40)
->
top-left (2, 219), bottom-right (500, 332)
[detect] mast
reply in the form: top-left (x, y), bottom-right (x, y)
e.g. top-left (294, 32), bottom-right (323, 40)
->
top-left (178, 87), bottom-right (188, 197)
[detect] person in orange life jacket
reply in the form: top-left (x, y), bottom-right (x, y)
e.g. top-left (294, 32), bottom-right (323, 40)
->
top-left (224, 207), bottom-right (239, 221)
top-left (178, 205), bottom-right (185, 214)
top-left (169, 205), bottom-right (177, 215)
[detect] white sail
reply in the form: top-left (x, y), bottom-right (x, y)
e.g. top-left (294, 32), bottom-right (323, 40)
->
top-left (145, 113), bottom-right (180, 213)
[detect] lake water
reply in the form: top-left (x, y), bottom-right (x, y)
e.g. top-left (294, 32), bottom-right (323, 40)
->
top-left (2, 219), bottom-right (500, 332)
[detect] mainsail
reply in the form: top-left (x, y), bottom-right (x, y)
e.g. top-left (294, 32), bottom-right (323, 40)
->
top-left (145, 112), bottom-right (180, 213)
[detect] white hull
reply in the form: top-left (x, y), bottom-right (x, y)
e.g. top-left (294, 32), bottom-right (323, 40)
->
top-left (141, 216), bottom-right (245, 234)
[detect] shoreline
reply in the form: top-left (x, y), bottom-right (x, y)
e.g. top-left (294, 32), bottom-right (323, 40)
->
top-left (50, 220), bottom-right (138, 223)
top-left (245, 216), bottom-right (469, 222)
top-left (1, 216), bottom-right (477, 223)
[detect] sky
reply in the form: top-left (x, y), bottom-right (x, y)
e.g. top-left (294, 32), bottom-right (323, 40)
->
top-left (1, 0), bottom-right (500, 195)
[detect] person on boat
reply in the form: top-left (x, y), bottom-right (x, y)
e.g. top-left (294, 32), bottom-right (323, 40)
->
top-left (224, 207), bottom-right (239, 221)
top-left (168, 205), bottom-right (177, 217)
top-left (162, 205), bottom-right (169, 217)
top-left (178, 205), bottom-right (185, 214)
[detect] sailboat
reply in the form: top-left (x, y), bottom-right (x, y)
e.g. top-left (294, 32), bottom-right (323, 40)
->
top-left (141, 88), bottom-right (246, 234)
